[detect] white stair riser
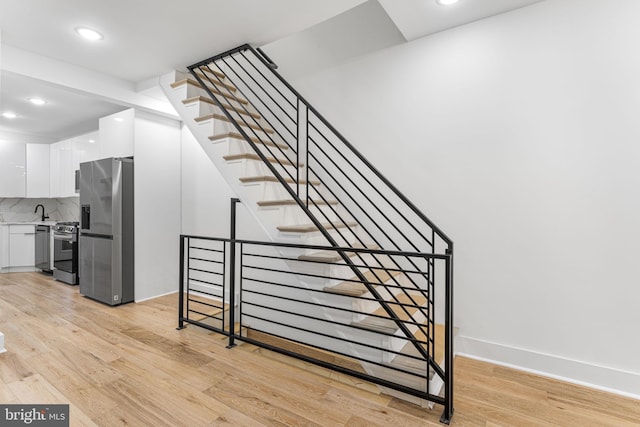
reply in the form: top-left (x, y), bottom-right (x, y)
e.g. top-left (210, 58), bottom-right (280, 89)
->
top-left (175, 80), bottom-right (238, 102)
top-left (175, 84), bottom-right (248, 113)
top-left (225, 157), bottom-right (301, 181)
top-left (256, 204), bottom-right (340, 230)
top-left (242, 181), bottom-right (317, 202)
top-left (197, 118), bottom-right (282, 146)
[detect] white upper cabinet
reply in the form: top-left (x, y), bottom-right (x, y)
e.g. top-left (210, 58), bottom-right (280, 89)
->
top-left (0, 141), bottom-right (26, 197)
top-left (26, 144), bottom-right (51, 197)
top-left (50, 131), bottom-right (100, 198)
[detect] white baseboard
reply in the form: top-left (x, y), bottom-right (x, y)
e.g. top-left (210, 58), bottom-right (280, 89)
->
top-left (134, 289), bottom-right (178, 303)
top-left (457, 335), bottom-right (640, 400)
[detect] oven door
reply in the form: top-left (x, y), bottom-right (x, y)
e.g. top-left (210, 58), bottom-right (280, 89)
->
top-left (53, 232), bottom-right (76, 273)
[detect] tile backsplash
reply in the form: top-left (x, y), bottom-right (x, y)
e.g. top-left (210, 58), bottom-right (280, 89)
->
top-left (0, 197), bottom-right (79, 223)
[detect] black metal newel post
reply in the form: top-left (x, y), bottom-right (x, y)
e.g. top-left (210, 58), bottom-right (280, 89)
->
top-left (441, 246), bottom-right (454, 424)
top-left (227, 198), bottom-right (241, 348)
top-left (177, 235), bottom-right (185, 330)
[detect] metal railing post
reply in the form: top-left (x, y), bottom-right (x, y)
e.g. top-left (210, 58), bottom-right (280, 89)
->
top-left (441, 246), bottom-right (454, 424)
top-left (177, 235), bottom-right (185, 330)
top-left (227, 198), bottom-right (241, 348)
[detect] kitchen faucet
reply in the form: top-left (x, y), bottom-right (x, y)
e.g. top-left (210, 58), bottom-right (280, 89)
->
top-left (34, 204), bottom-right (49, 222)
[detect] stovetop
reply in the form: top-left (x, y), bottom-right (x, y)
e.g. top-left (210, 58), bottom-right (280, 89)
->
top-left (53, 221), bottom-right (79, 233)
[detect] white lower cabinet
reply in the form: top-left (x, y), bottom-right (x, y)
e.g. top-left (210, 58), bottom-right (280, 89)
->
top-left (7, 225), bottom-right (36, 270)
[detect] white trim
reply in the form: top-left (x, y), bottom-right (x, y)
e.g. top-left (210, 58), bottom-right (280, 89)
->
top-left (457, 336), bottom-right (640, 400)
top-left (134, 290), bottom-right (178, 303)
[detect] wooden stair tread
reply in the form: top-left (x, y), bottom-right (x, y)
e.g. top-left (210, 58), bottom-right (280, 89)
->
top-left (257, 199), bottom-right (338, 207)
top-left (192, 71), bottom-right (238, 92)
top-left (196, 113), bottom-right (275, 134)
top-left (182, 96), bottom-right (261, 119)
top-left (323, 268), bottom-right (402, 297)
top-left (173, 78), bottom-right (246, 103)
top-left (171, 77), bottom-right (237, 94)
top-left (239, 175), bottom-right (320, 186)
top-left (352, 293), bottom-right (428, 335)
top-left (277, 221), bottom-right (357, 233)
top-left (209, 132), bottom-right (288, 149)
top-left (223, 153), bottom-right (302, 166)
top-left (298, 243), bottom-right (380, 263)
top-left (180, 86), bottom-right (249, 105)
top-left (193, 66), bottom-right (226, 80)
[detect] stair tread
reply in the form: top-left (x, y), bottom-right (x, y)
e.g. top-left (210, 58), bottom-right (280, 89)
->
top-left (196, 113), bottom-right (275, 134)
top-left (239, 175), bottom-right (320, 186)
top-left (257, 199), bottom-right (338, 207)
top-left (209, 132), bottom-right (288, 149)
top-left (223, 153), bottom-right (302, 166)
top-left (277, 221), bottom-right (357, 233)
top-left (299, 243), bottom-right (381, 263)
top-left (180, 85), bottom-right (249, 104)
top-left (182, 96), bottom-right (261, 119)
top-left (173, 78), bottom-right (246, 103)
top-left (192, 71), bottom-right (238, 92)
top-left (323, 268), bottom-right (402, 297)
top-left (193, 66), bottom-right (226, 80)
top-left (352, 293), bottom-right (428, 335)
top-left (171, 77), bottom-right (237, 94)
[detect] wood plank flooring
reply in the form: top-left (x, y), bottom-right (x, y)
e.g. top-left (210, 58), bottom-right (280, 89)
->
top-left (1, 272), bottom-right (638, 426)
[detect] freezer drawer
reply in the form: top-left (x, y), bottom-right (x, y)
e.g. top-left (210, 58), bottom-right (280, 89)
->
top-left (79, 234), bottom-right (132, 305)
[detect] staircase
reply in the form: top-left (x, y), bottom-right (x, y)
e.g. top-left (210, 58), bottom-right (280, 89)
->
top-left (162, 44), bottom-right (455, 424)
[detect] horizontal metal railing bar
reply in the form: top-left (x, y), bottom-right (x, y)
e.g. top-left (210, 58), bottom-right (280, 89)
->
top-left (180, 317), bottom-right (229, 336)
top-left (243, 283), bottom-right (430, 323)
top-left (189, 245), bottom-right (224, 253)
top-left (242, 285), bottom-right (430, 331)
top-left (186, 278), bottom-right (224, 289)
top-left (187, 300), bottom-right (224, 311)
top-left (188, 257), bottom-right (224, 264)
top-left (187, 309), bottom-right (223, 321)
top-left (241, 314), bottom-right (430, 379)
top-left (188, 267), bottom-right (224, 276)
top-left (233, 332), bottom-right (445, 405)
top-left (243, 251), bottom-right (433, 277)
top-left (181, 235), bottom-right (451, 260)
top-left (242, 273), bottom-right (427, 302)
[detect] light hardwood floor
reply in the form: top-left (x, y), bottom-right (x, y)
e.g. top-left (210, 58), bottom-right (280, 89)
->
top-left (0, 272), bottom-right (638, 426)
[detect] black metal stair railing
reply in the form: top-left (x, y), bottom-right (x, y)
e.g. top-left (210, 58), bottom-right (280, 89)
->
top-left (187, 44), bottom-right (454, 423)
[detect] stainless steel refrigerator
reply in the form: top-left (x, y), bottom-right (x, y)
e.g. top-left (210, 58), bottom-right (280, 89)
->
top-left (79, 157), bottom-right (134, 305)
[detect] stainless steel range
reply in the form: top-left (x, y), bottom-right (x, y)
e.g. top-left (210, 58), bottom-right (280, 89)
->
top-left (53, 221), bottom-right (79, 285)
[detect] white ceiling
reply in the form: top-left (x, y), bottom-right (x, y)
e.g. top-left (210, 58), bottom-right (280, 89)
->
top-left (0, 0), bottom-right (547, 144)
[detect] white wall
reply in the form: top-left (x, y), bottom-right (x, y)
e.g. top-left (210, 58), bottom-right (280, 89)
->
top-left (272, 0), bottom-right (640, 395)
top-left (180, 125), bottom-right (267, 241)
top-left (134, 110), bottom-right (181, 302)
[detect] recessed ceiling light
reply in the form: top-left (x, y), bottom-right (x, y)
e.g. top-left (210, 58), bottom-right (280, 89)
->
top-left (114, 117), bottom-right (124, 122)
top-left (436, 0), bottom-right (459, 5)
top-left (2, 112), bottom-right (17, 119)
top-left (28, 97), bottom-right (47, 106)
top-left (89, 139), bottom-right (96, 144)
top-left (75, 27), bottom-right (103, 41)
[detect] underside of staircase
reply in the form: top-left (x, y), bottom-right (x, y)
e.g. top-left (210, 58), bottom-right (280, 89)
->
top-left (163, 44), bottom-right (455, 424)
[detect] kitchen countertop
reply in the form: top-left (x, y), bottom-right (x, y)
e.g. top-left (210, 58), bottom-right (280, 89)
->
top-left (0, 221), bottom-right (58, 226)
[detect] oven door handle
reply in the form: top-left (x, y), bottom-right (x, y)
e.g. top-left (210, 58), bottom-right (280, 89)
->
top-left (53, 233), bottom-right (75, 241)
